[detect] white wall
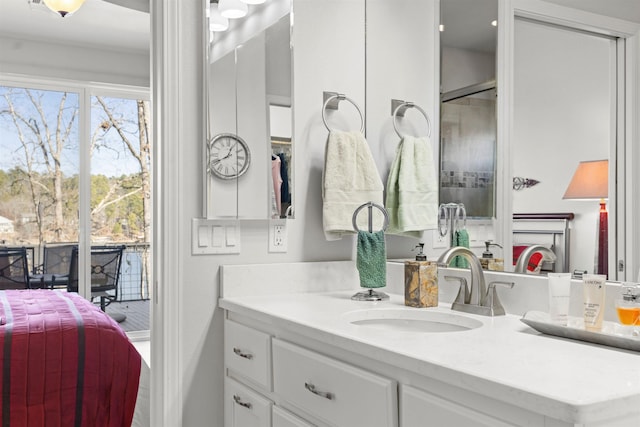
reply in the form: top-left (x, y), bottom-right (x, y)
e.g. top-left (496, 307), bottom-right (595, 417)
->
top-left (0, 36), bottom-right (149, 87)
top-left (441, 46), bottom-right (495, 93)
top-left (365, 0), bottom-right (440, 257)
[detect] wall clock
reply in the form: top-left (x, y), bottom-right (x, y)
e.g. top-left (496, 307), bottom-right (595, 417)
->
top-left (207, 133), bottom-right (251, 180)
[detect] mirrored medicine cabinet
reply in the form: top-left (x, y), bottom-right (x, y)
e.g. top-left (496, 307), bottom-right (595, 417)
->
top-left (202, 0), bottom-right (637, 280)
top-left (205, 1), bottom-right (293, 220)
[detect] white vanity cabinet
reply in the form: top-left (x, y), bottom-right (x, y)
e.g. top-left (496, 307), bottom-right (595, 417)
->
top-left (400, 385), bottom-right (516, 427)
top-left (272, 339), bottom-right (397, 427)
top-left (224, 317), bottom-right (398, 427)
top-left (224, 376), bottom-right (273, 427)
top-left (272, 406), bottom-right (316, 427)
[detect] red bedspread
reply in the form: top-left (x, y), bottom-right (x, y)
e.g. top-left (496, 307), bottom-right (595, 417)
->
top-left (0, 290), bottom-right (141, 427)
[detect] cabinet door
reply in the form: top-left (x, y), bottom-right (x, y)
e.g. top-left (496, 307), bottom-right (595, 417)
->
top-left (225, 319), bottom-right (272, 390)
top-left (225, 377), bottom-right (272, 427)
top-left (273, 339), bottom-right (397, 427)
top-left (401, 385), bottom-right (515, 427)
top-left (272, 406), bottom-right (315, 427)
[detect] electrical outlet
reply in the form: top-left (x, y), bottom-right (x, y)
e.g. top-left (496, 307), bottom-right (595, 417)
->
top-left (269, 220), bottom-right (287, 253)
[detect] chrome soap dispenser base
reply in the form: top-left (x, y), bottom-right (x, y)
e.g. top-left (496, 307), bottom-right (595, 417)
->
top-left (351, 289), bottom-right (389, 301)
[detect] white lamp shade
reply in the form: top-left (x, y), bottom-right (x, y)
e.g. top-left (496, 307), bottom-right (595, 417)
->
top-left (219, 0), bottom-right (248, 19)
top-left (43, 0), bottom-right (85, 17)
top-left (209, 4), bottom-right (230, 32)
top-left (241, 0), bottom-right (266, 4)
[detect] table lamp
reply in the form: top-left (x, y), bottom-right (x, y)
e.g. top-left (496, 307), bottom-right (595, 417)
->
top-left (562, 160), bottom-right (608, 277)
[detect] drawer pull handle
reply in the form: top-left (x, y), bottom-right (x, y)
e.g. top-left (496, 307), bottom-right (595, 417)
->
top-left (233, 347), bottom-right (254, 360)
top-left (305, 382), bottom-right (334, 400)
top-left (233, 394), bottom-right (253, 409)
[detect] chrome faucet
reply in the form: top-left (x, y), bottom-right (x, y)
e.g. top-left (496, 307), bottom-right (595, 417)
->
top-left (437, 246), bottom-right (513, 316)
top-left (514, 245), bottom-right (556, 274)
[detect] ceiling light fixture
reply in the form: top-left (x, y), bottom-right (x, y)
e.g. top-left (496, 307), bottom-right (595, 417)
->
top-left (219, 0), bottom-right (248, 19)
top-left (491, 20), bottom-right (498, 27)
top-left (210, 2), bottom-right (230, 32)
top-left (241, 0), bottom-right (266, 4)
top-left (43, 0), bottom-right (85, 18)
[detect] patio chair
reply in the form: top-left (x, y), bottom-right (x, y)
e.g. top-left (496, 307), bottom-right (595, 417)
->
top-left (0, 247), bottom-right (30, 290)
top-left (29, 243), bottom-right (77, 289)
top-left (67, 245), bottom-right (125, 311)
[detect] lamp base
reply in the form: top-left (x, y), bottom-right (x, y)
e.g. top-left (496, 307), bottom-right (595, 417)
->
top-left (595, 199), bottom-right (608, 277)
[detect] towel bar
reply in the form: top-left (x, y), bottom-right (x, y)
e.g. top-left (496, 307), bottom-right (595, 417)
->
top-left (391, 99), bottom-right (431, 138)
top-left (322, 91), bottom-right (365, 133)
top-left (352, 202), bottom-right (389, 233)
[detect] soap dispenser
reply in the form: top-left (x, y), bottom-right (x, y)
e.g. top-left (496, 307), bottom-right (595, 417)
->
top-left (404, 243), bottom-right (438, 308)
top-left (481, 241), bottom-right (504, 271)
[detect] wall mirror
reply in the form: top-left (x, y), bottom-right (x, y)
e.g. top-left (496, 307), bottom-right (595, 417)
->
top-left (440, 0), bottom-right (638, 280)
top-left (206, 0), bottom-right (293, 219)
top-left (440, 0), bottom-right (497, 220)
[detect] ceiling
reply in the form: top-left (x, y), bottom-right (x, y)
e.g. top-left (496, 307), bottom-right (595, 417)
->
top-left (0, 0), bottom-right (638, 55)
top-left (0, 0), bottom-right (150, 53)
top-left (442, 0), bottom-right (640, 53)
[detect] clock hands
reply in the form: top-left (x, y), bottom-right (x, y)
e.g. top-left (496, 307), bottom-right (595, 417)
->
top-left (211, 140), bottom-right (240, 165)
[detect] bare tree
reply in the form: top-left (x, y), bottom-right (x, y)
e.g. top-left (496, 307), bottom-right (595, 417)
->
top-left (94, 96), bottom-right (151, 244)
top-left (1, 88), bottom-right (77, 243)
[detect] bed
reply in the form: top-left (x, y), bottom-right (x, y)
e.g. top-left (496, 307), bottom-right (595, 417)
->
top-left (0, 289), bottom-right (141, 426)
top-left (512, 213), bottom-right (574, 273)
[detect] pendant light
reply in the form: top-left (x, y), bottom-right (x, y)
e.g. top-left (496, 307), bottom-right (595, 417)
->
top-left (43, 0), bottom-right (86, 18)
top-left (219, 0), bottom-right (248, 19)
top-left (209, 2), bottom-right (230, 32)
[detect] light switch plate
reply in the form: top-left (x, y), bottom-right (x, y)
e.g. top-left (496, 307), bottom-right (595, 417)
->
top-left (192, 218), bottom-right (241, 254)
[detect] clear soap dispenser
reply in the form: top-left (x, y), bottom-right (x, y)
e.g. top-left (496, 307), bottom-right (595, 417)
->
top-left (404, 243), bottom-right (438, 308)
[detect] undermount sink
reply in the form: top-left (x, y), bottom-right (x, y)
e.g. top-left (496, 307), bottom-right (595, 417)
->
top-left (343, 308), bottom-right (483, 333)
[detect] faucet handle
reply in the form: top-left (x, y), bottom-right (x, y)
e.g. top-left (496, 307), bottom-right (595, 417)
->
top-left (482, 281), bottom-right (514, 316)
top-left (444, 275), bottom-right (469, 305)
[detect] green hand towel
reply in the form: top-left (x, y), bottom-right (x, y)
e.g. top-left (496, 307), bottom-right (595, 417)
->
top-left (454, 229), bottom-right (470, 268)
top-left (356, 230), bottom-right (387, 288)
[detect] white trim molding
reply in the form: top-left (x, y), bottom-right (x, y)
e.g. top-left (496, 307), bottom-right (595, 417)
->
top-left (151, 0), bottom-right (183, 426)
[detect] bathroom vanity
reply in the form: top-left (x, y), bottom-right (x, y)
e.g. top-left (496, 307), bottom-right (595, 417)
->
top-left (219, 262), bottom-right (640, 427)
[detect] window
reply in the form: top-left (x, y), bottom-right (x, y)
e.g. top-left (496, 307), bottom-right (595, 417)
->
top-left (0, 80), bottom-right (150, 332)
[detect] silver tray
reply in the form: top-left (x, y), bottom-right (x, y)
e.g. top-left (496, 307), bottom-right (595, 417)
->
top-left (520, 311), bottom-right (640, 352)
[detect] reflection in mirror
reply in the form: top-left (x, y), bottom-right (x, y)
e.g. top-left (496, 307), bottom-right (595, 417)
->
top-left (439, 0), bottom-right (497, 220)
top-left (440, 82), bottom-right (496, 218)
top-left (512, 17), bottom-right (615, 279)
top-left (206, 1), bottom-right (292, 220)
top-left (266, 15), bottom-right (293, 219)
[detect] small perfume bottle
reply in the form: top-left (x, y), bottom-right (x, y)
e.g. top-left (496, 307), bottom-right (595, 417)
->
top-left (615, 284), bottom-right (640, 328)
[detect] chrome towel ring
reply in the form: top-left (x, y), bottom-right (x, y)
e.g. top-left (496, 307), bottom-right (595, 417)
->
top-left (391, 99), bottom-right (431, 139)
top-left (322, 91), bottom-right (365, 133)
top-left (352, 201), bottom-right (389, 233)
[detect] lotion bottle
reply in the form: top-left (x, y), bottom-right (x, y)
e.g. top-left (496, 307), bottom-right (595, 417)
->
top-left (404, 243), bottom-right (438, 308)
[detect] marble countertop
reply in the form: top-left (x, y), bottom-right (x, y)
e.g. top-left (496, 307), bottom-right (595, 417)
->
top-left (219, 290), bottom-right (640, 425)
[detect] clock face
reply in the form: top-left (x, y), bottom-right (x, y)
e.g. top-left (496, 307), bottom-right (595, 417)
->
top-left (207, 133), bottom-right (251, 180)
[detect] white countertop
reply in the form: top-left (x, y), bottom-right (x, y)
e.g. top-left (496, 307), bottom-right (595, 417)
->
top-left (220, 290), bottom-right (640, 424)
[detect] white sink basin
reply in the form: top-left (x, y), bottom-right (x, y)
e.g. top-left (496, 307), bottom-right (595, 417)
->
top-left (343, 308), bottom-right (483, 333)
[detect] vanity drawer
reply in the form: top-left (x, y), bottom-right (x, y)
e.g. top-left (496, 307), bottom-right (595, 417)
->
top-left (225, 376), bottom-right (272, 427)
top-left (272, 406), bottom-right (315, 427)
top-left (272, 339), bottom-right (397, 427)
top-left (225, 319), bottom-right (272, 390)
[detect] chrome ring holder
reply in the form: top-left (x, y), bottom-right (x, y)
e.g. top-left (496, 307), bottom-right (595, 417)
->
top-left (351, 202), bottom-right (390, 302)
top-left (322, 91), bottom-right (365, 133)
top-left (391, 99), bottom-right (431, 139)
top-left (438, 202), bottom-right (466, 248)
